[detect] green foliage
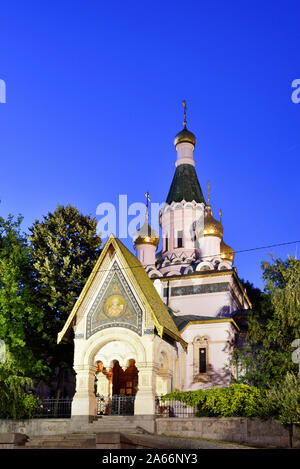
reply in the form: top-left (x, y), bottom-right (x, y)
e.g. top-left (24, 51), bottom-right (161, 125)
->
top-left (259, 373), bottom-right (300, 425)
top-left (28, 204), bottom-right (102, 383)
top-left (0, 213), bottom-right (47, 378)
top-left (0, 354), bottom-right (40, 419)
top-left (163, 377), bottom-right (300, 425)
top-left (28, 204), bottom-right (102, 331)
top-left (240, 279), bottom-right (264, 314)
top-left (162, 384), bottom-right (265, 418)
top-left (234, 257), bottom-right (300, 388)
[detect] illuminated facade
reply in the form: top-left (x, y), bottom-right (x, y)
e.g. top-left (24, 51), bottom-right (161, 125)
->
top-left (58, 109), bottom-right (250, 419)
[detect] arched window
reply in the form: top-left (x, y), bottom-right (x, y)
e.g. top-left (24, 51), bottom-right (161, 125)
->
top-left (193, 336), bottom-right (209, 379)
top-left (163, 232), bottom-right (169, 252)
top-left (177, 230), bottom-right (183, 248)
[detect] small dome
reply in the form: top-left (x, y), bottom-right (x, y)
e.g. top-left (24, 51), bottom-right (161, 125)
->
top-left (133, 217), bottom-right (159, 248)
top-left (174, 127), bottom-right (196, 149)
top-left (196, 205), bottom-right (224, 238)
top-left (220, 239), bottom-right (234, 263)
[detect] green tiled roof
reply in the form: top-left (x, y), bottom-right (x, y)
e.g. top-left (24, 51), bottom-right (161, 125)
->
top-left (167, 308), bottom-right (214, 331)
top-left (166, 307), bottom-right (239, 331)
top-left (58, 235), bottom-right (187, 348)
top-left (115, 238), bottom-right (184, 343)
top-left (166, 164), bottom-right (206, 204)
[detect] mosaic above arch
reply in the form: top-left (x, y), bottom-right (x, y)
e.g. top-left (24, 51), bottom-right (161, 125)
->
top-left (86, 262), bottom-right (143, 338)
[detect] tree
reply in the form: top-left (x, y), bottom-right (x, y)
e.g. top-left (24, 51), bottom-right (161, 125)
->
top-left (234, 256), bottom-right (300, 388)
top-left (0, 213), bottom-right (46, 379)
top-left (28, 204), bottom-right (102, 396)
top-left (240, 279), bottom-right (264, 316)
top-left (0, 352), bottom-right (39, 419)
top-left (260, 372), bottom-right (300, 425)
top-left (259, 372), bottom-right (300, 448)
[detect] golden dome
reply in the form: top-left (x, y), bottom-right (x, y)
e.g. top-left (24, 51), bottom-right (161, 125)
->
top-left (133, 216), bottom-right (159, 248)
top-left (174, 127), bottom-right (196, 149)
top-left (220, 239), bottom-right (234, 263)
top-left (200, 205), bottom-right (224, 238)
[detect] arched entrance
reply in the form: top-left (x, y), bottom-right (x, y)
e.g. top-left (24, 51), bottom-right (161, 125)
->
top-left (72, 330), bottom-right (158, 420)
top-left (95, 359), bottom-right (139, 415)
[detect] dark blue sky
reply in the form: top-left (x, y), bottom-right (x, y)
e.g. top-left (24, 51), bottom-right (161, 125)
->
top-left (0, 0), bottom-right (299, 290)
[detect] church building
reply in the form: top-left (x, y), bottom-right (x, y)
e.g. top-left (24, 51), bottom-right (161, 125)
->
top-left (58, 105), bottom-right (251, 419)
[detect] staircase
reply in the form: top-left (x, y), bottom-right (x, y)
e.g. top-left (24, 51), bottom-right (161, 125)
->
top-left (24, 434), bottom-right (96, 449)
top-left (22, 416), bottom-right (148, 449)
top-left (82, 416), bottom-right (146, 434)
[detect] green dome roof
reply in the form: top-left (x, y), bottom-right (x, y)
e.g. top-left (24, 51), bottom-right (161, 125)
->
top-left (166, 164), bottom-right (206, 205)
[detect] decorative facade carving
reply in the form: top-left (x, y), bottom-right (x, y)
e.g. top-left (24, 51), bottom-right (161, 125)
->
top-left (86, 262), bottom-right (142, 338)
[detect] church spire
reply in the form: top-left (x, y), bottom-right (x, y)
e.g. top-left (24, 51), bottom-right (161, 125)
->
top-left (166, 101), bottom-right (205, 204)
top-left (145, 191), bottom-right (150, 219)
top-left (133, 192), bottom-right (159, 266)
top-left (207, 180), bottom-right (210, 205)
top-left (183, 100), bottom-right (187, 128)
top-left (174, 100), bottom-right (196, 149)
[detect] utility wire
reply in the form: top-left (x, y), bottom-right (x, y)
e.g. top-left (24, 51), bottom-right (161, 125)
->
top-left (95, 239), bottom-right (300, 273)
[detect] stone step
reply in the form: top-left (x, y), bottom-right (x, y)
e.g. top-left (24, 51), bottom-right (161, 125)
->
top-left (26, 438), bottom-right (95, 445)
top-left (98, 428), bottom-right (139, 431)
top-left (25, 434), bottom-right (96, 449)
top-left (84, 427), bottom-right (140, 433)
top-left (25, 443), bottom-right (95, 449)
top-left (94, 417), bottom-right (136, 422)
top-left (90, 423), bottom-right (137, 427)
top-left (85, 420), bottom-right (140, 429)
top-left (28, 436), bottom-right (95, 442)
top-left (30, 434), bottom-right (95, 440)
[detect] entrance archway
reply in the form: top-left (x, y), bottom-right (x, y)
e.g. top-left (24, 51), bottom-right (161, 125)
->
top-left (72, 329), bottom-right (158, 420)
top-left (96, 359), bottom-right (139, 415)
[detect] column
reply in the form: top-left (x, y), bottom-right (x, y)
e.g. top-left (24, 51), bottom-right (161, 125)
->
top-left (71, 364), bottom-right (97, 422)
top-left (134, 363), bottom-right (159, 415)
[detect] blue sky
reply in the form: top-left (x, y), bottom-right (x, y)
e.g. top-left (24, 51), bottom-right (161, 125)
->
top-left (0, 0), bottom-right (299, 290)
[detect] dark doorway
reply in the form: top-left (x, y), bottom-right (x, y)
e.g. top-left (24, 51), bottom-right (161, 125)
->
top-left (97, 359), bottom-right (139, 415)
top-left (112, 359), bottom-right (138, 396)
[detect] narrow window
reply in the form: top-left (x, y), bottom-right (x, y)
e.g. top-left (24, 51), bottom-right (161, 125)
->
top-left (165, 236), bottom-right (168, 252)
top-left (177, 230), bottom-right (183, 248)
top-left (199, 348), bottom-right (207, 373)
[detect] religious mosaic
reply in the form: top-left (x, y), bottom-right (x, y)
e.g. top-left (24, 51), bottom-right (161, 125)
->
top-left (163, 282), bottom-right (230, 297)
top-left (86, 262), bottom-right (143, 338)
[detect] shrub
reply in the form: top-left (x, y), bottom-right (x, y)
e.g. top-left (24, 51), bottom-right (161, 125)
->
top-left (0, 357), bottom-right (40, 419)
top-left (259, 373), bottom-right (300, 425)
top-left (162, 384), bottom-right (265, 418)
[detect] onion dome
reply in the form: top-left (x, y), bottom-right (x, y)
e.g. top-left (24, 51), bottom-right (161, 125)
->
top-left (174, 127), bottom-right (196, 149)
top-left (196, 205), bottom-right (224, 238)
top-left (220, 239), bottom-right (235, 263)
top-left (133, 215), bottom-right (159, 248)
top-left (203, 205), bottom-right (224, 237)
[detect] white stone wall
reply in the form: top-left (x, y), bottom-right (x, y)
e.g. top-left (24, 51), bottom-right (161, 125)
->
top-left (180, 322), bottom-right (236, 390)
top-left (160, 273), bottom-right (241, 317)
top-left (160, 201), bottom-right (204, 273)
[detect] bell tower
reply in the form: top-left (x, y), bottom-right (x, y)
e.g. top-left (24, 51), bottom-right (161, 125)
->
top-left (159, 101), bottom-right (206, 274)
